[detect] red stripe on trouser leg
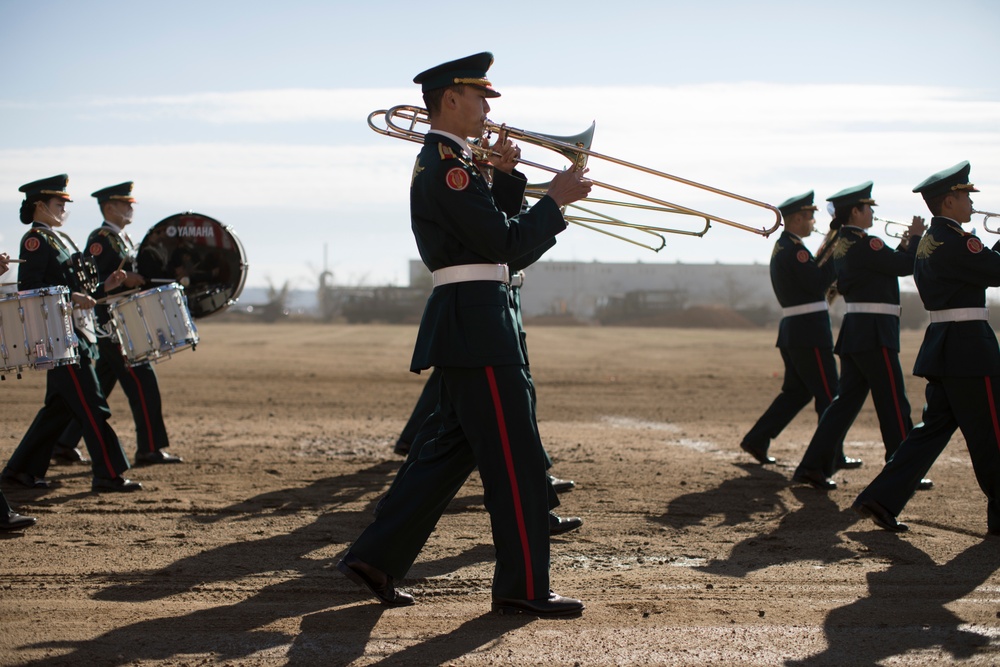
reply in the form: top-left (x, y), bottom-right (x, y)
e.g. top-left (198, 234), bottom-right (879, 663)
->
top-left (484, 366), bottom-right (534, 598)
top-left (881, 347), bottom-right (907, 441)
top-left (986, 377), bottom-right (1000, 454)
top-left (127, 365), bottom-right (155, 453)
top-left (813, 348), bottom-right (833, 402)
top-left (67, 365), bottom-right (117, 477)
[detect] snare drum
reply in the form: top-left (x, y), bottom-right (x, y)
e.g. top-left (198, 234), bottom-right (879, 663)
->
top-left (0, 286), bottom-right (78, 375)
top-left (107, 283), bottom-right (199, 365)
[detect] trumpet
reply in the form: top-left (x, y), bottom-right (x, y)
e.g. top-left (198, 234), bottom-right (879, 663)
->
top-left (876, 216), bottom-right (913, 239)
top-left (973, 208), bottom-right (1000, 234)
top-left (368, 105), bottom-right (782, 244)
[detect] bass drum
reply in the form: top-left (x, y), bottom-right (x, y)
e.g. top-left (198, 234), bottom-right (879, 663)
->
top-left (137, 212), bottom-right (248, 318)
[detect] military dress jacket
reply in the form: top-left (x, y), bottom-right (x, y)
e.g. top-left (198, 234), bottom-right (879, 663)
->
top-left (409, 133), bottom-right (566, 372)
top-left (831, 226), bottom-right (919, 354)
top-left (84, 223), bottom-right (136, 326)
top-left (770, 231), bottom-right (836, 349)
top-left (912, 217), bottom-right (1000, 377)
top-left (18, 223), bottom-right (107, 358)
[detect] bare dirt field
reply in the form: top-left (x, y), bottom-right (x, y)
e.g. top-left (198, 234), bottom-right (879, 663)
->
top-left (1, 322), bottom-right (997, 666)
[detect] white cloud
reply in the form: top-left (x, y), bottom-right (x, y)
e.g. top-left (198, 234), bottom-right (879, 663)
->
top-left (2, 82), bottom-right (998, 285)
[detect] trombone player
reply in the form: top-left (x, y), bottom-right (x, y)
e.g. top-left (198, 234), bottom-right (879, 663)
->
top-left (337, 52), bottom-right (592, 617)
top-left (740, 191), bottom-right (839, 466)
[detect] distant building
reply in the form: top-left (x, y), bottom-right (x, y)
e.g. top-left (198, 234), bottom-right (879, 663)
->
top-left (409, 259), bottom-right (776, 320)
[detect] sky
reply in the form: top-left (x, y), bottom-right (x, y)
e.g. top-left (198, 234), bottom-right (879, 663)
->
top-left (2, 0), bottom-right (999, 292)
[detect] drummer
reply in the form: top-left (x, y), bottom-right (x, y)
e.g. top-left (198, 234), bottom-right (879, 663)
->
top-left (54, 182), bottom-right (184, 467)
top-left (0, 251), bottom-right (37, 530)
top-left (1, 174), bottom-right (141, 493)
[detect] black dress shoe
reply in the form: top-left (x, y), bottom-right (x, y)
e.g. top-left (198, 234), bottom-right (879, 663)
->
top-left (0, 511), bottom-right (37, 531)
top-left (549, 512), bottom-right (583, 536)
top-left (492, 591), bottom-right (584, 618)
top-left (740, 441), bottom-right (775, 465)
top-left (337, 552), bottom-right (414, 607)
top-left (836, 456), bottom-right (863, 470)
top-left (791, 469), bottom-right (836, 491)
top-left (91, 477), bottom-right (143, 493)
top-left (52, 446), bottom-right (90, 465)
top-left (916, 478), bottom-right (934, 491)
top-left (393, 439), bottom-right (410, 456)
top-left (1, 469), bottom-right (51, 489)
top-left (853, 499), bottom-right (908, 532)
top-left (548, 475), bottom-right (575, 493)
top-left (134, 450), bottom-right (183, 466)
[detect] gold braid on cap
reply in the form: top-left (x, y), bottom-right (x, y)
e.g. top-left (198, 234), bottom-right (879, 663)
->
top-left (453, 77), bottom-right (492, 87)
top-left (952, 183), bottom-right (976, 191)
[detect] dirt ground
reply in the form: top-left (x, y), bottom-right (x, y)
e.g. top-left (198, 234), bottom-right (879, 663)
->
top-left (0, 322), bottom-right (997, 666)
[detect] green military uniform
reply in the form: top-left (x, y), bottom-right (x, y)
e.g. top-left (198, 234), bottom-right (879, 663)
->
top-left (740, 191), bottom-right (840, 464)
top-left (855, 162), bottom-right (1000, 534)
top-left (3, 175), bottom-right (133, 488)
top-left (58, 183), bottom-right (173, 460)
top-left (795, 182), bottom-right (919, 484)
top-left (346, 54), bottom-right (567, 603)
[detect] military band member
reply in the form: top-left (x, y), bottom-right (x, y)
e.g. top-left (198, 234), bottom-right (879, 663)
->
top-left (337, 53), bottom-right (592, 617)
top-left (1, 175), bottom-right (140, 493)
top-left (54, 182), bottom-right (183, 467)
top-left (739, 191), bottom-right (840, 465)
top-left (854, 161), bottom-right (1000, 535)
top-left (0, 251), bottom-right (37, 531)
top-left (791, 182), bottom-right (927, 490)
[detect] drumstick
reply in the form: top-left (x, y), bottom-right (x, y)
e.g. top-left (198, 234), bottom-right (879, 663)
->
top-left (6, 259), bottom-right (25, 264)
top-left (96, 288), bottom-right (140, 304)
top-left (116, 257), bottom-right (127, 272)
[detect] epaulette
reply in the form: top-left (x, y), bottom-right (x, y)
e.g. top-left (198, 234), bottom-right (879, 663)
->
top-left (438, 144), bottom-right (459, 160)
top-left (30, 227), bottom-right (65, 251)
top-left (94, 227), bottom-right (128, 255)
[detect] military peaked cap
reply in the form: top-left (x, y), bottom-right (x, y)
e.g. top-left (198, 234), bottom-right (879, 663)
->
top-left (912, 160), bottom-right (980, 200)
top-left (18, 174), bottom-right (72, 201)
top-left (777, 190), bottom-right (818, 219)
top-left (414, 52), bottom-right (500, 98)
top-left (91, 181), bottom-right (136, 204)
top-left (827, 181), bottom-right (877, 209)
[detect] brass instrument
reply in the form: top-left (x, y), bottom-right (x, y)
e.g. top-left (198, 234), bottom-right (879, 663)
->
top-left (876, 216), bottom-right (912, 239)
top-left (368, 105), bottom-right (782, 245)
top-left (973, 208), bottom-right (1000, 234)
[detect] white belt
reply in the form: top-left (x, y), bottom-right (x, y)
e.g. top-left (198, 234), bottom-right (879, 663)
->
top-left (510, 271), bottom-right (525, 288)
top-left (929, 307), bottom-right (989, 323)
top-left (432, 264), bottom-right (510, 288)
top-left (845, 302), bottom-right (901, 317)
top-left (782, 301), bottom-right (828, 317)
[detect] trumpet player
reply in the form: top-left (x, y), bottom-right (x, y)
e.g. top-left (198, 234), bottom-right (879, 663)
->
top-left (739, 191), bottom-right (840, 466)
top-left (792, 182), bottom-right (927, 490)
top-left (337, 52), bottom-right (591, 617)
top-left (855, 161), bottom-right (1000, 535)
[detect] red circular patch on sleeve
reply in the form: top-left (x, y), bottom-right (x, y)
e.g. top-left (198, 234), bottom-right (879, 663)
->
top-left (445, 167), bottom-right (470, 191)
top-left (967, 237), bottom-right (983, 254)
top-left (89, 242), bottom-right (103, 256)
top-left (869, 237), bottom-right (884, 251)
top-left (24, 237), bottom-right (40, 252)
top-left (796, 250), bottom-right (809, 263)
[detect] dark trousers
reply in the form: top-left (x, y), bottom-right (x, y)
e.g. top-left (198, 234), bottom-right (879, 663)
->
top-left (741, 346), bottom-right (839, 454)
top-left (58, 336), bottom-right (169, 455)
top-left (6, 358), bottom-right (130, 481)
top-left (857, 375), bottom-right (1000, 532)
top-left (798, 347), bottom-right (913, 477)
top-left (387, 367), bottom-right (559, 512)
top-left (351, 365), bottom-right (551, 600)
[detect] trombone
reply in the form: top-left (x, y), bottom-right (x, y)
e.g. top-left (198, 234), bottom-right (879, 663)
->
top-left (368, 105), bottom-right (782, 243)
top-left (973, 208), bottom-right (1000, 234)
